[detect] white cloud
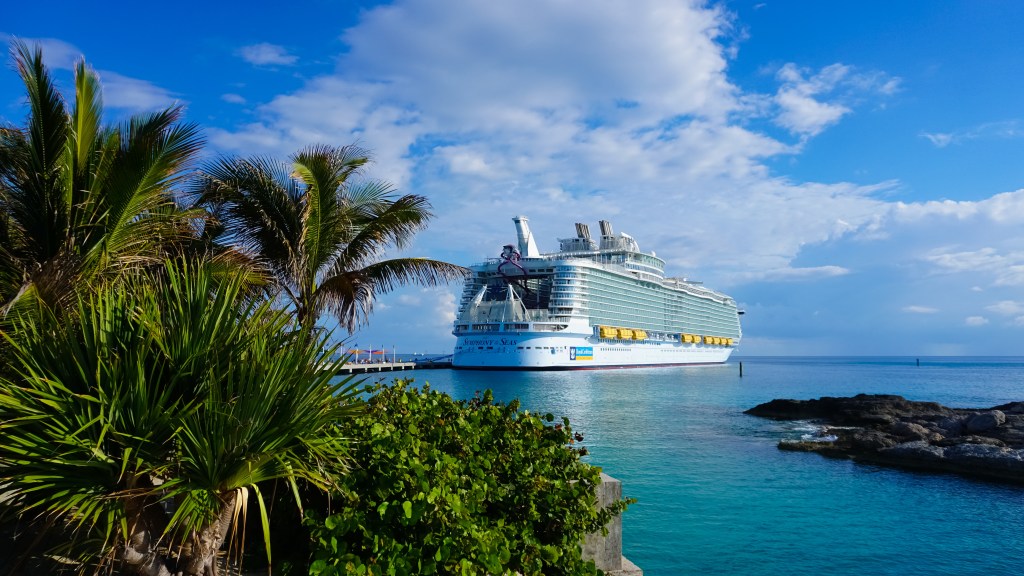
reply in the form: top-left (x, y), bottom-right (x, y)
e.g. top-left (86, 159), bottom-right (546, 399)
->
top-left (748, 265), bottom-right (850, 282)
top-left (238, 43), bottom-right (298, 66)
top-left (890, 190), bottom-right (1024, 231)
top-left (921, 120), bottom-right (1023, 148)
top-left (923, 246), bottom-right (1024, 286)
top-left (1, 35), bottom-right (81, 69)
top-left (921, 132), bottom-right (954, 148)
top-left (397, 293), bottom-right (422, 306)
top-left (965, 316), bottom-right (989, 326)
top-left (985, 300), bottom-right (1024, 316)
top-left (1, 36), bottom-right (177, 111)
top-left (98, 70), bottom-right (179, 111)
top-left (903, 305), bottom-right (938, 314)
top-left (772, 63), bottom-right (899, 137)
top-left (221, 93), bottom-right (246, 104)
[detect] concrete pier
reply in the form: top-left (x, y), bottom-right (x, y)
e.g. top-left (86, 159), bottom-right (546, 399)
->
top-left (583, 473), bottom-right (643, 575)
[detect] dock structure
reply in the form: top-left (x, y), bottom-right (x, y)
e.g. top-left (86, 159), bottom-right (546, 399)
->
top-left (335, 362), bottom-right (416, 374)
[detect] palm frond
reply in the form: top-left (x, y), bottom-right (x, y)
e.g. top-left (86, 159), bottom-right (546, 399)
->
top-left (318, 257), bottom-right (467, 331)
top-left (9, 40), bottom-right (71, 264)
top-left (91, 108), bottom-right (203, 262)
top-left (330, 191), bottom-right (436, 277)
top-left (69, 57), bottom-right (102, 218)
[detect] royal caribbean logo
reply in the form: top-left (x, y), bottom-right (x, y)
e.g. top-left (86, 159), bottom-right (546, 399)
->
top-left (569, 346), bottom-right (593, 361)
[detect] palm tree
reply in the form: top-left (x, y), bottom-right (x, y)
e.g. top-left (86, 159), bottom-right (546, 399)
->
top-left (0, 40), bottom-right (203, 315)
top-left (0, 259), bottom-right (362, 575)
top-left (193, 144), bottom-right (466, 331)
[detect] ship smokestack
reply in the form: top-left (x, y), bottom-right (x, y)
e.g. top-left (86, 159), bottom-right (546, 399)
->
top-left (598, 220), bottom-right (614, 237)
top-left (513, 215), bottom-right (540, 257)
top-left (575, 223), bottom-right (592, 240)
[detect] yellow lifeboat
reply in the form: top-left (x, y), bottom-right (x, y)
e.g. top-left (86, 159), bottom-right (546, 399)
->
top-left (633, 330), bottom-right (648, 340)
top-left (599, 326), bottom-right (617, 339)
top-left (618, 328), bottom-right (634, 340)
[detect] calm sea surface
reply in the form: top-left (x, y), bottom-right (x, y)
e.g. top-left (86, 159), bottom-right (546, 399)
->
top-left (369, 356), bottom-right (1024, 576)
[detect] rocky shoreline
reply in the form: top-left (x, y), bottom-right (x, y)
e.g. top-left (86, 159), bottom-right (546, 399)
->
top-left (745, 394), bottom-right (1024, 484)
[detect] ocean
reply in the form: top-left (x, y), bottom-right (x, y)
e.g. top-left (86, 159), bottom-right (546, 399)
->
top-left (370, 356), bottom-right (1024, 576)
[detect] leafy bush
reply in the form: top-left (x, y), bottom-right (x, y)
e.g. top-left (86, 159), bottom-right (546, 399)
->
top-left (308, 381), bottom-right (629, 576)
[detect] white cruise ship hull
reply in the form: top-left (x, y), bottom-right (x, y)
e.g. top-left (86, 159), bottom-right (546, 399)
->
top-left (453, 332), bottom-right (734, 370)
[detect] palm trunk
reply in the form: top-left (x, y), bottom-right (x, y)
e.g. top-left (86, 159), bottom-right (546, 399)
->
top-left (121, 491), bottom-right (175, 576)
top-left (122, 490), bottom-right (238, 576)
top-left (174, 490), bottom-right (238, 576)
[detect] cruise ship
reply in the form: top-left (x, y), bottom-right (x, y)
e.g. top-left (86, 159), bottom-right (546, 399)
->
top-left (452, 216), bottom-right (743, 369)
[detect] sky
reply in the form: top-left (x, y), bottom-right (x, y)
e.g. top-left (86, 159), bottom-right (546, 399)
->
top-left (3, 0), bottom-right (1024, 356)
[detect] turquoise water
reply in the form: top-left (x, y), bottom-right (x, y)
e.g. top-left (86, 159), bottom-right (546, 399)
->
top-left (376, 356), bottom-right (1024, 576)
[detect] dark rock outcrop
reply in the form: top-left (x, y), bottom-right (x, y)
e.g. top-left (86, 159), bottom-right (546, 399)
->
top-left (745, 394), bottom-right (1024, 484)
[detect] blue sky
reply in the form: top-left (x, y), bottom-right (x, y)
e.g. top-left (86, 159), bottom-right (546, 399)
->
top-left (4, 0), bottom-right (1024, 356)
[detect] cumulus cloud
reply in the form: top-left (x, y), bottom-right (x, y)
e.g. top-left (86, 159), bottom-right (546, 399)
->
top-left (771, 63), bottom-right (899, 137)
top-left (221, 93), bottom-right (246, 104)
top-left (238, 43), bottom-right (298, 66)
top-left (208, 0), bottom-right (909, 289)
top-left (903, 306), bottom-right (938, 314)
top-left (965, 316), bottom-right (989, 326)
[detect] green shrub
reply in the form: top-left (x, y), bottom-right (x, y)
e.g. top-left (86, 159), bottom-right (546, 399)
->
top-left (308, 381), bottom-right (630, 576)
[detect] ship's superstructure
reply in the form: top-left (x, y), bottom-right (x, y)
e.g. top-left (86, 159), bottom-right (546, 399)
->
top-left (452, 216), bottom-right (743, 369)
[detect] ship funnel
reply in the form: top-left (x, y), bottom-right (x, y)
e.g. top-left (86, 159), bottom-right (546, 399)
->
top-left (598, 220), bottom-right (614, 237)
top-left (512, 215), bottom-right (540, 257)
top-left (575, 223), bottom-right (592, 240)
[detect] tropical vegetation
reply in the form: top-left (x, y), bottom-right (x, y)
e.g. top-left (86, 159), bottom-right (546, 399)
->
top-left (191, 146), bottom-right (466, 332)
top-left (0, 41), bottom-right (628, 576)
top-left (0, 41), bottom-right (203, 316)
top-left (306, 381), bottom-right (630, 576)
top-left (0, 261), bottom-right (362, 575)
